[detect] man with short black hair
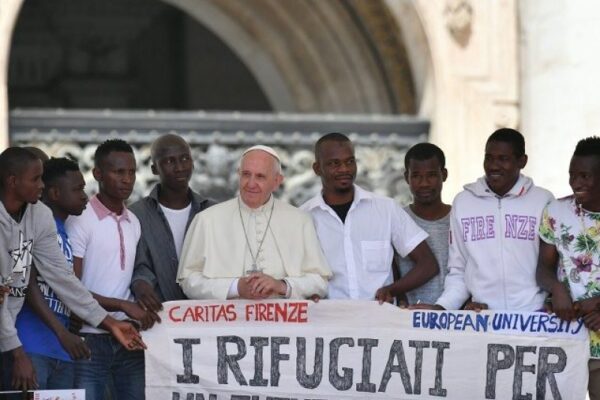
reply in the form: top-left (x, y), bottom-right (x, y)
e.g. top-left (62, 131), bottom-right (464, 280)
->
top-left (9, 157), bottom-right (91, 391)
top-left (398, 143), bottom-right (451, 304)
top-left (130, 134), bottom-right (214, 310)
top-left (537, 136), bottom-right (600, 399)
top-left (301, 133), bottom-right (439, 302)
top-left (417, 128), bottom-right (553, 311)
top-left (0, 147), bottom-right (143, 392)
top-left (67, 139), bottom-right (156, 400)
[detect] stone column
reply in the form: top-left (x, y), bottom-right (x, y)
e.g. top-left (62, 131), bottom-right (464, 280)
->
top-left (520, 0), bottom-right (600, 196)
top-left (388, 0), bottom-right (520, 199)
top-left (0, 0), bottom-right (24, 149)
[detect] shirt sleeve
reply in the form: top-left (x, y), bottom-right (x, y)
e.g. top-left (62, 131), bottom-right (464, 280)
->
top-left (33, 208), bottom-right (107, 328)
top-left (65, 214), bottom-right (89, 259)
top-left (227, 278), bottom-right (240, 299)
top-left (177, 213), bottom-right (234, 300)
top-left (131, 234), bottom-right (158, 288)
top-left (434, 206), bottom-right (471, 310)
top-left (285, 213), bottom-right (331, 299)
top-left (538, 204), bottom-right (557, 245)
top-left (0, 226), bottom-right (21, 351)
top-left (0, 302), bottom-right (21, 351)
top-left (390, 203), bottom-right (429, 257)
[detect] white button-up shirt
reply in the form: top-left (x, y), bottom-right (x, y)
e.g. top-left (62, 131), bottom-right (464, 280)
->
top-left (301, 185), bottom-right (428, 300)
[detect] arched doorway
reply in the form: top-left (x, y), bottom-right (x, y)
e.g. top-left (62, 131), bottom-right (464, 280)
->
top-left (8, 0), bottom-right (272, 111)
top-left (163, 0), bottom-right (418, 114)
top-left (8, 0), bottom-right (419, 114)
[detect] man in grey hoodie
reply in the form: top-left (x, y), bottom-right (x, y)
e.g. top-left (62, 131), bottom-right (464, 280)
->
top-left (0, 147), bottom-right (144, 391)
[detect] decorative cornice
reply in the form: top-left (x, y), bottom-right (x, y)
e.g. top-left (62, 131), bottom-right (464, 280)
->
top-left (10, 109), bottom-right (429, 146)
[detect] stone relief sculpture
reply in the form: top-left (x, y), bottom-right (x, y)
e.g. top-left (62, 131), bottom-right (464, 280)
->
top-left (444, 0), bottom-right (473, 47)
top-left (21, 141), bottom-right (413, 207)
top-left (12, 110), bottom-right (426, 206)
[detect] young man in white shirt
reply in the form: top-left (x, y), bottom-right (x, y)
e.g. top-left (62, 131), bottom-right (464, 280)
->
top-left (301, 132), bottom-right (439, 301)
top-left (130, 134), bottom-right (214, 310)
top-left (67, 139), bottom-right (158, 400)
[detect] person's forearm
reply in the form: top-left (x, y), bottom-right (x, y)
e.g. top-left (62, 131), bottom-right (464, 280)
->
top-left (98, 315), bottom-right (116, 331)
top-left (393, 241), bottom-right (440, 296)
top-left (388, 262), bottom-right (438, 296)
top-left (536, 261), bottom-right (561, 293)
top-left (12, 345), bottom-right (26, 358)
top-left (26, 269), bottom-right (71, 337)
top-left (131, 263), bottom-right (157, 293)
top-left (91, 292), bottom-right (126, 312)
top-left (35, 252), bottom-right (106, 328)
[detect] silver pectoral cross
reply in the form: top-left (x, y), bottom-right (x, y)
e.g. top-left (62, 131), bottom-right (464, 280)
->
top-left (245, 263), bottom-right (263, 275)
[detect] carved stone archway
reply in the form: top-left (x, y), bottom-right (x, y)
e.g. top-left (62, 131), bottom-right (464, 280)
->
top-left (0, 0), bottom-right (420, 137)
top-left (162, 0), bottom-right (417, 114)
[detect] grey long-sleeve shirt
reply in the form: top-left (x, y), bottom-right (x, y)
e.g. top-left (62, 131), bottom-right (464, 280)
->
top-left (129, 185), bottom-right (214, 302)
top-left (0, 201), bottom-right (107, 352)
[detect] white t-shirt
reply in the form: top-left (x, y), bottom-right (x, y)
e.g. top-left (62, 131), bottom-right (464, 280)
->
top-left (160, 203), bottom-right (191, 259)
top-left (301, 185), bottom-right (428, 300)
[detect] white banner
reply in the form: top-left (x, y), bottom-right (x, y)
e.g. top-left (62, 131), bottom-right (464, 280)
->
top-left (144, 300), bottom-right (589, 400)
top-left (33, 389), bottom-right (85, 399)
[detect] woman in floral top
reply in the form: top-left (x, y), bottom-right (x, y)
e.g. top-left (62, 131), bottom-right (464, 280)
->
top-left (537, 136), bottom-right (600, 400)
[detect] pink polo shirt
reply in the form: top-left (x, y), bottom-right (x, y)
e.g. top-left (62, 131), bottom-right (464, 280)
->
top-left (66, 195), bottom-right (141, 333)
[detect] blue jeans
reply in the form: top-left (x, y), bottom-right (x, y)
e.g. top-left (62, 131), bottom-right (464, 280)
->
top-left (75, 333), bottom-right (144, 400)
top-left (30, 353), bottom-right (75, 389)
top-left (1, 352), bottom-right (74, 391)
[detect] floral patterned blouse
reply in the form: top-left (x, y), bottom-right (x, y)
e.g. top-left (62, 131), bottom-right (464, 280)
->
top-left (539, 196), bottom-right (600, 358)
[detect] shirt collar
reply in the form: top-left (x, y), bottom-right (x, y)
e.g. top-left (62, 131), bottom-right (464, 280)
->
top-left (238, 194), bottom-right (275, 214)
top-left (148, 185), bottom-right (160, 203)
top-left (54, 216), bottom-right (66, 232)
top-left (305, 184), bottom-right (374, 211)
top-left (89, 194), bottom-right (131, 221)
top-left (482, 173), bottom-right (529, 198)
top-left (148, 184), bottom-right (209, 212)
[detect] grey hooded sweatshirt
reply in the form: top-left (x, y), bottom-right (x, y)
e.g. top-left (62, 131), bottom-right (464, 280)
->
top-left (0, 200), bottom-right (107, 352)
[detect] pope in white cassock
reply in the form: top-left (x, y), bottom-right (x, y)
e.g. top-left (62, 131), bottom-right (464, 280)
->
top-left (177, 145), bottom-right (332, 300)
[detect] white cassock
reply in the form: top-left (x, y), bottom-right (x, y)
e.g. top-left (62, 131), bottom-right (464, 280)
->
top-left (176, 196), bottom-right (332, 300)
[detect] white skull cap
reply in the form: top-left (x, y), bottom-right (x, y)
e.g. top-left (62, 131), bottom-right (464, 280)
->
top-left (242, 145), bottom-right (281, 162)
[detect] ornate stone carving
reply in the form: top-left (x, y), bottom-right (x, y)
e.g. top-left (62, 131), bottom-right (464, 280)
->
top-left (11, 110), bottom-right (426, 206)
top-left (444, 0), bottom-right (473, 47)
